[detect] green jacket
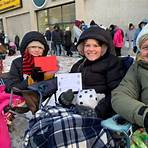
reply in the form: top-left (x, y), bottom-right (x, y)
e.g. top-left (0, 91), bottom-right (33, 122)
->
top-left (111, 60), bottom-right (148, 127)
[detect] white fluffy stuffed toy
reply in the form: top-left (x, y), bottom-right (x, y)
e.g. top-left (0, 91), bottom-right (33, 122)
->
top-left (75, 89), bottom-right (105, 109)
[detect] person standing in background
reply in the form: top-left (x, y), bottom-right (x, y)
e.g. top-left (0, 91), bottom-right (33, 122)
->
top-left (14, 35), bottom-right (20, 51)
top-left (63, 27), bottom-right (73, 57)
top-left (125, 23), bottom-right (136, 55)
top-left (133, 21), bottom-right (147, 53)
top-left (113, 25), bottom-right (124, 56)
top-left (71, 20), bottom-right (82, 44)
top-left (109, 24), bottom-right (116, 39)
top-left (45, 27), bottom-right (52, 54)
top-left (0, 31), bottom-right (5, 45)
top-left (52, 24), bottom-right (64, 56)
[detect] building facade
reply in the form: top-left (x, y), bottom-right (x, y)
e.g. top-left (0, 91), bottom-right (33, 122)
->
top-left (0, 0), bottom-right (148, 41)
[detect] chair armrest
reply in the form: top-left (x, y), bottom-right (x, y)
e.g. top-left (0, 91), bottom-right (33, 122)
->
top-left (101, 114), bottom-right (132, 136)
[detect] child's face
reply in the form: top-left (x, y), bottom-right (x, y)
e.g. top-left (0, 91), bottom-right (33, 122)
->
top-left (27, 41), bottom-right (45, 56)
top-left (83, 39), bottom-right (102, 61)
top-left (140, 39), bottom-right (148, 62)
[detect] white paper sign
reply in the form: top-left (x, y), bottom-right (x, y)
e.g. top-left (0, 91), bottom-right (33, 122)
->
top-left (57, 73), bottom-right (82, 93)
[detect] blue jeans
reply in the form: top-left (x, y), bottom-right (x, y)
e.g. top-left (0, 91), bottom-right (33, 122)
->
top-left (55, 44), bottom-right (63, 56)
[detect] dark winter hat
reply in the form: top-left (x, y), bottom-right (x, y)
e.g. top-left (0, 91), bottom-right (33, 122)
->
top-left (77, 26), bottom-right (110, 56)
top-left (19, 31), bottom-right (49, 56)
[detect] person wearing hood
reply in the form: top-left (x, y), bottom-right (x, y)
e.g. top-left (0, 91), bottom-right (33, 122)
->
top-left (69, 26), bottom-right (124, 119)
top-left (112, 24), bottom-right (148, 132)
top-left (5, 31), bottom-right (54, 91)
top-left (3, 31), bottom-right (57, 115)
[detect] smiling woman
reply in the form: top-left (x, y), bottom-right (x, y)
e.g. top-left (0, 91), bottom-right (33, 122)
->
top-left (83, 39), bottom-right (107, 61)
top-left (70, 26), bottom-right (125, 119)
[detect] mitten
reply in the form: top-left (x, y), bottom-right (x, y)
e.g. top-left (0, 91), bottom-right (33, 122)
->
top-left (95, 96), bottom-right (115, 119)
top-left (31, 67), bottom-right (44, 82)
top-left (144, 112), bottom-right (148, 133)
top-left (58, 89), bottom-right (74, 108)
top-left (133, 46), bottom-right (137, 53)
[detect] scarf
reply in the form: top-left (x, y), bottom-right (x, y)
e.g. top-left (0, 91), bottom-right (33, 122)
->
top-left (22, 50), bottom-right (34, 75)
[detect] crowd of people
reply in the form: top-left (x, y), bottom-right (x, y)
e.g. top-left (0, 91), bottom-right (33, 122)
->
top-left (43, 19), bottom-right (148, 58)
top-left (0, 19), bottom-right (148, 147)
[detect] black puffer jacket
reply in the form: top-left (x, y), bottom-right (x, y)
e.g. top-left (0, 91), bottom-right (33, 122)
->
top-left (71, 52), bottom-right (123, 93)
top-left (71, 52), bottom-right (124, 119)
top-left (71, 26), bottom-right (125, 119)
top-left (5, 57), bottom-right (27, 91)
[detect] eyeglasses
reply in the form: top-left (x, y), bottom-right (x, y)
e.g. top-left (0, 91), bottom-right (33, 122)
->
top-left (141, 45), bottom-right (148, 50)
top-left (27, 46), bottom-right (45, 50)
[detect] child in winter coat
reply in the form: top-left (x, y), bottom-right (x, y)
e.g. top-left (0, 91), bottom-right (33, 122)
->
top-left (0, 31), bottom-right (57, 147)
top-left (5, 31), bottom-right (55, 113)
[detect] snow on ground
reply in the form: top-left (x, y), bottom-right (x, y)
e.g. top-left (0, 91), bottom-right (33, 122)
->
top-left (2, 51), bottom-right (80, 148)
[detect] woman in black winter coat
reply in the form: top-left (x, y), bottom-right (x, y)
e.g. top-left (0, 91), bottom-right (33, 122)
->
top-left (70, 26), bottom-right (125, 119)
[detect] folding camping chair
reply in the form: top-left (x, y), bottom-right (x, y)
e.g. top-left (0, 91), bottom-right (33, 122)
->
top-left (101, 114), bottom-right (133, 148)
top-left (101, 56), bottom-right (135, 147)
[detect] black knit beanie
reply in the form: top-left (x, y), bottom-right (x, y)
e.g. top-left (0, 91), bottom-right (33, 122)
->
top-left (19, 31), bottom-right (49, 56)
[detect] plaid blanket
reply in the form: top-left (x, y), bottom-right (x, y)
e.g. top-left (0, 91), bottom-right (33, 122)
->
top-left (24, 105), bottom-right (115, 148)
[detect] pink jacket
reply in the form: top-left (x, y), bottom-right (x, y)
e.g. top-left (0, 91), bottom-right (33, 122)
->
top-left (113, 28), bottom-right (124, 48)
top-left (0, 85), bottom-right (11, 148)
top-left (0, 85), bottom-right (25, 148)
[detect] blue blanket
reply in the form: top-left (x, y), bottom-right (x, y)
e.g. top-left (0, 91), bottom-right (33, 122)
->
top-left (24, 105), bottom-right (115, 148)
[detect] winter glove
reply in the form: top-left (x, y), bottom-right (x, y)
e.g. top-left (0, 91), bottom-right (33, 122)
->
top-left (95, 96), bottom-right (115, 119)
top-left (31, 67), bottom-right (44, 82)
top-left (144, 112), bottom-right (148, 133)
top-left (58, 89), bottom-right (74, 108)
top-left (133, 46), bottom-right (137, 53)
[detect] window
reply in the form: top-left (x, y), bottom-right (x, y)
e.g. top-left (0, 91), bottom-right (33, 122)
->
top-left (49, 6), bottom-right (61, 24)
top-left (37, 9), bottom-right (48, 33)
top-left (0, 19), bottom-right (3, 32)
top-left (37, 2), bottom-right (75, 33)
top-left (62, 3), bottom-right (75, 23)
